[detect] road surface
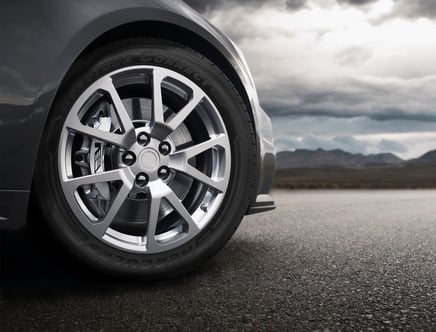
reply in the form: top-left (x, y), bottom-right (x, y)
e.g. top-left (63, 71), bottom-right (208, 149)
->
top-left (2, 190), bottom-right (436, 330)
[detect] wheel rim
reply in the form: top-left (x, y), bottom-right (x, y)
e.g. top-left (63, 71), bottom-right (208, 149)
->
top-left (58, 66), bottom-right (231, 253)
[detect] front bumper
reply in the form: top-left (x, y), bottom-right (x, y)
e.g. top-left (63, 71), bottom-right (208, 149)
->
top-left (246, 104), bottom-right (276, 215)
top-left (247, 194), bottom-right (275, 215)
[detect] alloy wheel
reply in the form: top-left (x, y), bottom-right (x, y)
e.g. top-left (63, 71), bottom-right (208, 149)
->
top-left (58, 66), bottom-right (231, 253)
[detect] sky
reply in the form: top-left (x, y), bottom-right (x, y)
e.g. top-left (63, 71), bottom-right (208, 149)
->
top-left (184, 0), bottom-right (436, 159)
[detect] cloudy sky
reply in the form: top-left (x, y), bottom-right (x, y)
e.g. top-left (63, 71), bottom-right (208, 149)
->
top-left (185, 0), bottom-right (436, 159)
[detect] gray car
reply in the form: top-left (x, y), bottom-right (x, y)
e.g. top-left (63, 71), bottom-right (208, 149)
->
top-left (0, 0), bottom-right (275, 278)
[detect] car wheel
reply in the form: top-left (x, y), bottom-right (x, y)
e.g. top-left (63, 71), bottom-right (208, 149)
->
top-left (33, 38), bottom-right (257, 279)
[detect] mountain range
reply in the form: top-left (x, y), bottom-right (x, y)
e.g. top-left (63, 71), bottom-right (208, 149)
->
top-left (277, 149), bottom-right (436, 170)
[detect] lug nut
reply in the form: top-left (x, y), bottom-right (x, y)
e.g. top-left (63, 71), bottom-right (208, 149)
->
top-left (158, 166), bottom-right (170, 180)
top-left (137, 132), bottom-right (151, 146)
top-left (135, 173), bottom-right (149, 187)
top-left (122, 152), bottom-right (136, 166)
top-left (159, 142), bottom-right (171, 156)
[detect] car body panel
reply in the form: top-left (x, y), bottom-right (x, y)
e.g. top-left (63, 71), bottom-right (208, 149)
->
top-left (0, 0), bottom-right (275, 228)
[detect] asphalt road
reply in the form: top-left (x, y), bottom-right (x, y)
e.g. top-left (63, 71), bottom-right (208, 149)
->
top-left (2, 190), bottom-right (436, 331)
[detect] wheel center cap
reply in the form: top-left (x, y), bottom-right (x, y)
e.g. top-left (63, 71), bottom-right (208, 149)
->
top-left (139, 149), bottom-right (160, 172)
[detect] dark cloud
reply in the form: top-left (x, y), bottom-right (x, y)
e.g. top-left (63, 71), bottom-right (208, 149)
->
top-left (337, 0), bottom-right (436, 19)
top-left (285, 0), bottom-right (306, 10)
top-left (271, 116), bottom-right (436, 137)
top-left (337, 0), bottom-right (378, 6)
top-left (184, 0), bottom-right (279, 12)
top-left (264, 99), bottom-right (436, 122)
top-left (389, 0), bottom-right (436, 19)
top-left (259, 75), bottom-right (436, 122)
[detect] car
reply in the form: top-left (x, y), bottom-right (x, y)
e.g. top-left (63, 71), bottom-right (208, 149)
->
top-left (0, 0), bottom-right (275, 279)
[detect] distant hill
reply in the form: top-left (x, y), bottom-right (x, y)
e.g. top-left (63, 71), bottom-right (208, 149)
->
top-left (275, 149), bottom-right (436, 189)
top-left (408, 150), bottom-right (436, 165)
top-left (277, 149), bottom-right (404, 169)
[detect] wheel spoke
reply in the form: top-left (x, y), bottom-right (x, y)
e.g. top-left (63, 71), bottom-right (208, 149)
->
top-left (172, 135), bottom-right (227, 160)
top-left (66, 121), bottom-right (130, 149)
top-left (148, 180), bottom-right (200, 240)
top-left (65, 77), bottom-right (136, 148)
top-left (93, 183), bottom-right (132, 238)
top-left (146, 194), bottom-right (162, 251)
top-left (165, 185), bottom-right (200, 233)
top-left (152, 69), bottom-right (165, 126)
top-left (172, 164), bottom-right (226, 193)
top-left (100, 77), bottom-right (135, 137)
top-left (63, 169), bottom-right (127, 195)
top-left (167, 89), bottom-right (205, 131)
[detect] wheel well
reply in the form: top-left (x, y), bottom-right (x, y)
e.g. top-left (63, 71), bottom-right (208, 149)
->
top-left (75, 21), bottom-right (253, 117)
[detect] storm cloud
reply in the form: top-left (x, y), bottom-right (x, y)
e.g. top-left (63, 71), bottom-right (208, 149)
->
top-left (184, 0), bottom-right (436, 157)
top-left (184, 0), bottom-right (282, 12)
top-left (389, 1), bottom-right (436, 19)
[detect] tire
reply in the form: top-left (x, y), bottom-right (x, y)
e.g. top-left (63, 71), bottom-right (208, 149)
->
top-left (33, 38), bottom-right (257, 279)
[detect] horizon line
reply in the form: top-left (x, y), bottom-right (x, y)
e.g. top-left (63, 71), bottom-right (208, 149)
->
top-left (276, 147), bottom-right (436, 161)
